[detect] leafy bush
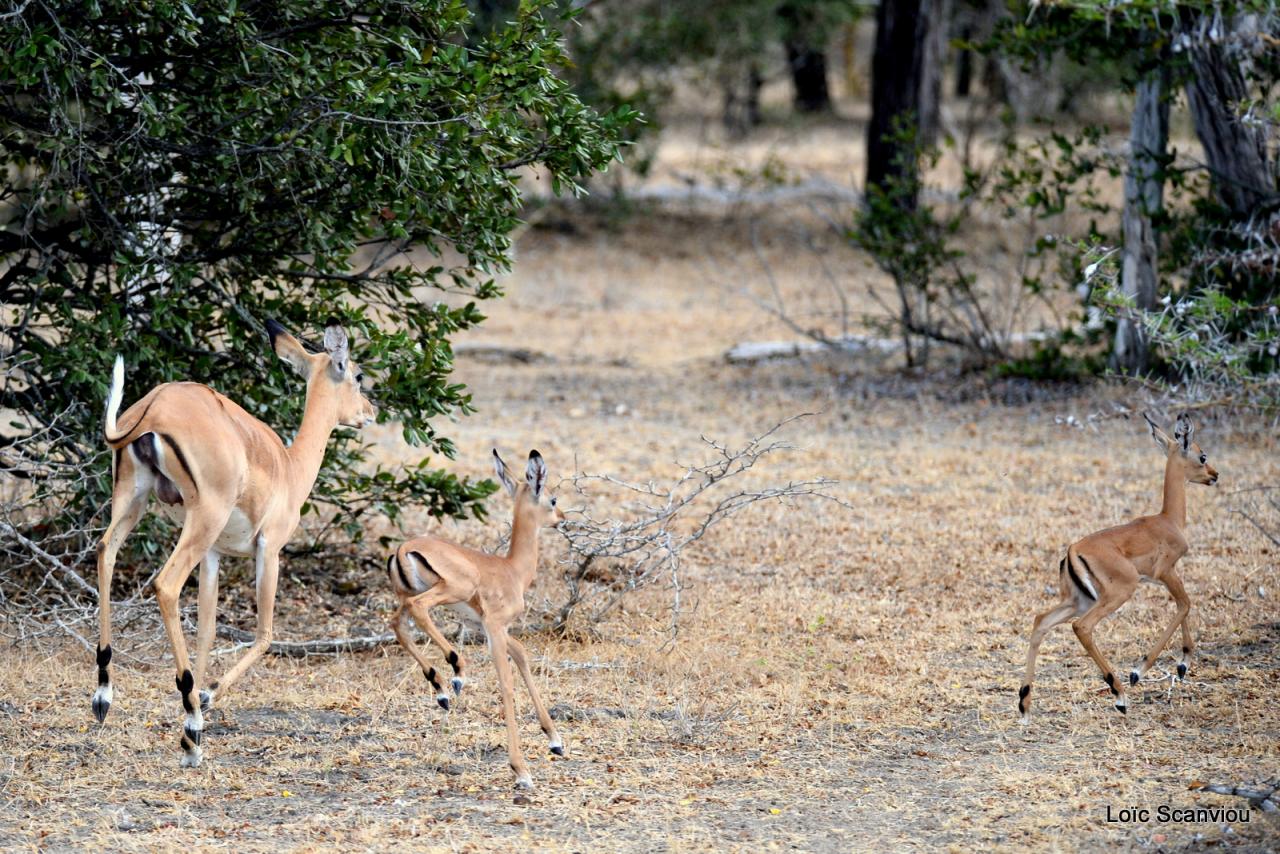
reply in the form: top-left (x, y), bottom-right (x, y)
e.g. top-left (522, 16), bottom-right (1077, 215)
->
top-left (0, 0), bottom-right (635, 585)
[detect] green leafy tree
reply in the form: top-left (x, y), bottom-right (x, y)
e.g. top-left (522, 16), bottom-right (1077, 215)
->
top-left (0, 0), bottom-right (635, 580)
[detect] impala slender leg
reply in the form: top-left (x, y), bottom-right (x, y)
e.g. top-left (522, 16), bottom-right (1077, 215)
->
top-left (1178, 608), bottom-right (1195, 680)
top-left (404, 588), bottom-right (467, 708)
top-left (154, 513), bottom-right (225, 768)
top-left (486, 624), bottom-right (530, 789)
top-left (391, 599), bottom-right (451, 710)
top-left (1131, 570), bottom-right (1192, 685)
top-left (507, 637), bottom-right (563, 755)
top-left (1072, 584), bottom-right (1136, 714)
top-left (1019, 600), bottom-right (1080, 720)
top-left (93, 460), bottom-right (150, 724)
top-left (206, 537), bottom-right (278, 706)
top-left (194, 551), bottom-right (220, 689)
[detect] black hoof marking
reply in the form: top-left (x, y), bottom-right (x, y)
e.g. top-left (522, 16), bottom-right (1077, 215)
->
top-left (1182, 645), bottom-right (1190, 655)
top-left (184, 724), bottom-right (203, 746)
top-left (1017, 685), bottom-right (1030, 715)
top-left (199, 690), bottom-right (213, 714)
top-left (446, 650), bottom-right (460, 672)
top-left (92, 698), bottom-right (110, 723)
top-left (1177, 662), bottom-right (1188, 679)
top-left (437, 696), bottom-right (450, 711)
top-left (96, 645), bottom-right (112, 686)
top-left (176, 670), bottom-right (195, 712)
top-left (1104, 673), bottom-right (1118, 696)
top-left (550, 745), bottom-right (564, 757)
top-left (424, 667), bottom-right (442, 691)
top-left (1129, 671), bottom-right (1140, 687)
top-left (1115, 703), bottom-right (1127, 715)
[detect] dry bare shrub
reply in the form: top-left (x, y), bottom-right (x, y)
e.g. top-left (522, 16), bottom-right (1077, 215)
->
top-left (540, 414), bottom-right (847, 638)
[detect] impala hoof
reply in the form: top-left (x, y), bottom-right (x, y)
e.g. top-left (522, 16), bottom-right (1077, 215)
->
top-left (514, 774), bottom-right (533, 791)
top-left (451, 677), bottom-right (464, 696)
top-left (1177, 662), bottom-right (1188, 679)
top-left (1114, 697), bottom-right (1127, 715)
top-left (180, 745), bottom-right (203, 768)
top-left (549, 737), bottom-right (564, 757)
top-left (437, 695), bottom-right (450, 711)
top-left (92, 685), bottom-right (113, 723)
top-left (199, 689), bottom-right (215, 714)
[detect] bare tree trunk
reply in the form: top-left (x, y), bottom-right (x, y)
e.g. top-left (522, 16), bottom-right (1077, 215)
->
top-left (723, 63), bottom-right (763, 138)
top-left (779, 1), bottom-right (832, 113)
top-left (866, 0), bottom-right (933, 208)
top-left (1182, 19), bottom-right (1276, 219)
top-left (1112, 55), bottom-right (1169, 376)
top-left (786, 43), bottom-right (832, 112)
top-left (918, 0), bottom-right (950, 148)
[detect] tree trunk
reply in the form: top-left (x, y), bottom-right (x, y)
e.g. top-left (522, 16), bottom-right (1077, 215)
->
top-left (723, 63), bottom-right (763, 138)
top-left (779, 1), bottom-right (831, 113)
top-left (1112, 57), bottom-right (1169, 376)
top-left (955, 24), bottom-right (973, 97)
top-left (866, 0), bottom-right (933, 209)
top-left (786, 42), bottom-right (831, 113)
top-left (1182, 19), bottom-right (1275, 219)
top-left (918, 0), bottom-right (950, 148)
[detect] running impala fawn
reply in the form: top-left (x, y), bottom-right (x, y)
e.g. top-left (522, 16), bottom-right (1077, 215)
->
top-left (387, 448), bottom-right (566, 789)
top-left (1019, 413), bottom-right (1219, 720)
top-left (94, 320), bottom-right (375, 767)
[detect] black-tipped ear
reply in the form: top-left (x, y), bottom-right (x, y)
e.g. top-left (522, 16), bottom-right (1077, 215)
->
top-left (265, 319), bottom-right (287, 348)
top-left (492, 449), bottom-right (517, 497)
top-left (526, 449), bottom-right (547, 498)
top-left (1174, 413), bottom-right (1194, 452)
top-left (1144, 411), bottom-right (1173, 453)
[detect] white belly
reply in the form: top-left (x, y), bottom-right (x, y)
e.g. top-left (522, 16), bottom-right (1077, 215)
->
top-left (445, 601), bottom-right (483, 626)
top-left (214, 509), bottom-right (258, 557)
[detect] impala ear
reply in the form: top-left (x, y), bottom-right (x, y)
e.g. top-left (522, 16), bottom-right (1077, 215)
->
top-left (492, 449), bottom-right (517, 497)
top-left (1174, 413), bottom-right (1194, 453)
top-left (323, 320), bottom-right (350, 379)
top-left (267, 319), bottom-right (311, 376)
top-left (1143, 412), bottom-right (1174, 454)
top-left (526, 449), bottom-right (548, 498)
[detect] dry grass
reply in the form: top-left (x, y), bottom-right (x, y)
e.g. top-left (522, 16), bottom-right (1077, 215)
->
top-left (2, 132), bottom-right (1278, 853)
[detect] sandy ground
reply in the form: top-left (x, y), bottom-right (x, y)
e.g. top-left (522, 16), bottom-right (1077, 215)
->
top-left (1, 127), bottom-right (1278, 853)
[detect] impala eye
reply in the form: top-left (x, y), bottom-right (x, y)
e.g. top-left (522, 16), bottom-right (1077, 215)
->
top-left (550, 497), bottom-right (557, 507)
top-left (1199, 454), bottom-right (1206, 464)
top-left (356, 372), bottom-right (365, 385)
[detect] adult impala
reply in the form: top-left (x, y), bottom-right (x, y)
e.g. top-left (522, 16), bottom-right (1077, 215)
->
top-left (387, 448), bottom-right (565, 790)
top-left (94, 320), bottom-right (375, 767)
top-left (1018, 413), bottom-right (1218, 720)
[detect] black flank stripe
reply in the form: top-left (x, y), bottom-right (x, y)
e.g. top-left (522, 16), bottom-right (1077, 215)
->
top-left (160, 434), bottom-right (197, 493)
top-left (1067, 559), bottom-right (1096, 601)
top-left (112, 448), bottom-right (122, 485)
top-left (386, 554), bottom-right (396, 581)
top-left (395, 555), bottom-right (412, 591)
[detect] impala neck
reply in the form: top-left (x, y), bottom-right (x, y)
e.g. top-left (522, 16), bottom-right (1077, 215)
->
top-left (506, 495), bottom-right (540, 586)
top-left (1160, 452), bottom-right (1186, 528)
top-left (285, 375), bottom-right (339, 506)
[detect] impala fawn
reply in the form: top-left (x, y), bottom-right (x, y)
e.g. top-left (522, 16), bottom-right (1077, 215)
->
top-left (387, 448), bottom-right (566, 789)
top-left (1019, 413), bottom-right (1218, 719)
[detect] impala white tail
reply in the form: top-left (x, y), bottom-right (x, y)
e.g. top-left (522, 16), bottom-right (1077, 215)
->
top-left (104, 355), bottom-right (125, 438)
